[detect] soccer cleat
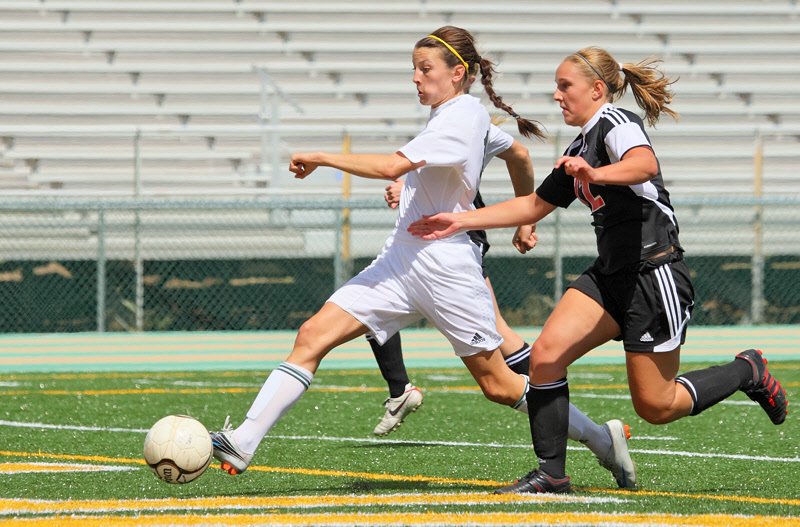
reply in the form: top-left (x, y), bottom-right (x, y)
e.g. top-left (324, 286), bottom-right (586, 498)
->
top-left (736, 349), bottom-right (788, 425)
top-left (210, 416), bottom-right (253, 475)
top-left (598, 419), bottom-right (637, 489)
top-left (494, 469), bottom-right (571, 494)
top-left (373, 383), bottom-right (424, 436)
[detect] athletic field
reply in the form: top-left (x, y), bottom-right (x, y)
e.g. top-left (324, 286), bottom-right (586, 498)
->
top-left (1, 327), bottom-right (798, 526)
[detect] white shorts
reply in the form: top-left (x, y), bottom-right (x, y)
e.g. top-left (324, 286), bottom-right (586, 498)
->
top-left (328, 236), bottom-right (502, 357)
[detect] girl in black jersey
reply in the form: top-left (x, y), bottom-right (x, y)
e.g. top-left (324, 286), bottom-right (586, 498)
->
top-left (408, 46), bottom-right (788, 494)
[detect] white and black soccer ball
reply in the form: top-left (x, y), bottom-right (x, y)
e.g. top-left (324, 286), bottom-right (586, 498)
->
top-left (143, 415), bottom-right (213, 484)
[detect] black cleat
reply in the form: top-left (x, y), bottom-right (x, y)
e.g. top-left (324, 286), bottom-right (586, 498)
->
top-left (736, 349), bottom-right (788, 425)
top-left (494, 469), bottom-right (571, 494)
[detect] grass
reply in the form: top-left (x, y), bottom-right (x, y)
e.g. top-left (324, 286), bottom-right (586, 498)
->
top-left (0, 362), bottom-right (798, 526)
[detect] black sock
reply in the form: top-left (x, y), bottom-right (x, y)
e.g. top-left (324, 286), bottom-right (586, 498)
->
top-left (368, 333), bottom-right (409, 398)
top-left (527, 378), bottom-right (569, 479)
top-left (676, 358), bottom-right (752, 415)
top-left (504, 342), bottom-right (531, 375)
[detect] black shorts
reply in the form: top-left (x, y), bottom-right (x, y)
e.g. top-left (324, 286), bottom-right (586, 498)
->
top-left (568, 251), bottom-right (695, 353)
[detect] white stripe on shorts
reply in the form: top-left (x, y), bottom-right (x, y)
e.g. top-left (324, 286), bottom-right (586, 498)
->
top-left (653, 263), bottom-right (689, 352)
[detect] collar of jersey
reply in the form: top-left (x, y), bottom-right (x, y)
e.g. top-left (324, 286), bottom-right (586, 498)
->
top-left (429, 93), bottom-right (473, 118)
top-left (580, 102), bottom-right (615, 136)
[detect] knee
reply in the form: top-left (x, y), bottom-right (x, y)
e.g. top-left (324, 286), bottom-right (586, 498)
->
top-left (294, 316), bottom-right (330, 357)
top-left (528, 340), bottom-right (566, 383)
top-left (478, 378), bottom-right (520, 406)
top-left (296, 318), bottom-right (319, 346)
top-left (632, 399), bottom-right (677, 425)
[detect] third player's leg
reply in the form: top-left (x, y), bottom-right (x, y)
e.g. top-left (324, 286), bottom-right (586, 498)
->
top-left (461, 348), bottom-right (528, 406)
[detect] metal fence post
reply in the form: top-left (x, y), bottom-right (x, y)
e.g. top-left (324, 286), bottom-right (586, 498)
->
top-left (96, 209), bottom-right (106, 332)
top-left (334, 207), bottom-right (346, 290)
top-left (134, 129), bottom-right (144, 331)
top-left (752, 131), bottom-right (765, 324)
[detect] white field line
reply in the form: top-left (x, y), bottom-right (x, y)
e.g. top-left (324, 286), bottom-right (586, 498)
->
top-left (131, 379), bottom-right (763, 408)
top-left (0, 419), bottom-right (797, 463)
top-left (0, 462), bottom-right (137, 474)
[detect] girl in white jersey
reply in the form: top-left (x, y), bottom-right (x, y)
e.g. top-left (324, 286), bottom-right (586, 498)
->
top-left (409, 47), bottom-right (787, 494)
top-left (208, 29), bottom-right (635, 484)
top-left (207, 25), bottom-right (539, 476)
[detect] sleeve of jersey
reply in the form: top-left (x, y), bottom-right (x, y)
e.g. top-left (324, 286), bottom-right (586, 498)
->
top-left (486, 124), bottom-right (514, 158)
top-left (398, 125), bottom-right (469, 168)
top-left (604, 121), bottom-right (651, 162)
top-left (535, 168), bottom-right (576, 209)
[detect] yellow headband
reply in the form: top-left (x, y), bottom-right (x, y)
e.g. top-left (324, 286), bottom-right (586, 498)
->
top-left (427, 34), bottom-right (470, 73)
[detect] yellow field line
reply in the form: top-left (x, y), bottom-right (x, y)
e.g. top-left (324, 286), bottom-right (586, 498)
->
top-left (0, 511), bottom-right (797, 527)
top-left (1, 450), bottom-right (798, 509)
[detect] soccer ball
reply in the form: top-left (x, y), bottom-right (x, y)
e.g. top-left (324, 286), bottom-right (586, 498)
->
top-left (143, 415), bottom-right (213, 484)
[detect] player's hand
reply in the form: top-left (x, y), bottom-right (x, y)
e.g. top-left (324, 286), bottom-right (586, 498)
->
top-left (407, 213), bottom-right (461, 239)
top-left (555, 155), bottom-right (598, 183)
top-left (289, 153), bottom-right (319, 179)
top-left (384, 179), bottom-right (404, 209)
top-left (513, 224), bottom-right (538, 254)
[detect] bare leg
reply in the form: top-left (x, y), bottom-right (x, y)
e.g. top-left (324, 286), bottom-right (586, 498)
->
top-left (234, 303), bottom-right (368, 453)
top-left (626, 347), bottom-right (693, 424)
top-left (461, 348), bottom-right (528, 407)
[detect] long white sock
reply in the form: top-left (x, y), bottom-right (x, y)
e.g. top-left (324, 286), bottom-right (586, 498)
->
top-left (232, 362), bottom-right (314, 455)
top-left (514, 381), bottom-right (612, 459)
top-left (568, 404), bottom-right (612, 459)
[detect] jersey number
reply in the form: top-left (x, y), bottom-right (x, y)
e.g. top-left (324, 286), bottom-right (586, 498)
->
top-left (574, 180), bottom-right (606, 212)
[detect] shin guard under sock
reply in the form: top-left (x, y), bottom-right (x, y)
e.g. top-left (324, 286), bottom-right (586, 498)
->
top-left (676, 358), bottom-right (751, 415)
top-left (527, 378), bottom-right (570, 479)
top-left (235, 362), bottom-right (314, 454)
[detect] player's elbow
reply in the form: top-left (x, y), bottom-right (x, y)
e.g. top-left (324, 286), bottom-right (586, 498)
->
top-left (379, 157), bottom-right (410, 180)
top-left (643, 157), bottom-right (659, 179)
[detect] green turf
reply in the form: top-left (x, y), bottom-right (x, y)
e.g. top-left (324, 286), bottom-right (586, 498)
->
top-left (0, 363), bottom-right (798, 525)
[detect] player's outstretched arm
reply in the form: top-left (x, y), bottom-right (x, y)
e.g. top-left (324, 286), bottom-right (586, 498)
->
top-left (290, 151), bottom-right (425, 181)
top-left (408, 193), bottom-right (557, 240)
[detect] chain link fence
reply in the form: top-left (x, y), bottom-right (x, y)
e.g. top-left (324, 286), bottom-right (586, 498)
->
top-left (2, 196), bottom-right (799, 333)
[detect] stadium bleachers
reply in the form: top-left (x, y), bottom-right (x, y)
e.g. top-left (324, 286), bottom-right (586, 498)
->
top-left (1, 0), bottom-right (799, 196)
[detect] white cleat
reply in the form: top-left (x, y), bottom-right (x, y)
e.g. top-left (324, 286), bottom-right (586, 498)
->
top-left (210, 416), bottom-right (253, 475)
top-left (373, 383), bottom-right (424, 436)
top-left (598, 419), bottom-right (637, 489)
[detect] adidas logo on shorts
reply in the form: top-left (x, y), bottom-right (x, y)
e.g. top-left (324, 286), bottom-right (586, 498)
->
top-left (470, 332), bottom-right (485, 345)
top-left (640, 332), bottom-right (654, 343)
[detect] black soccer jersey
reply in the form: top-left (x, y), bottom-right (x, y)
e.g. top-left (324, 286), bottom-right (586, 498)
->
top-left (536, 103), bottom-right (681, 274)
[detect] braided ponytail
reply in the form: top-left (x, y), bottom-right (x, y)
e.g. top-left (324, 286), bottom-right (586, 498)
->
top-left (479, 57), bottom-right (545, 140)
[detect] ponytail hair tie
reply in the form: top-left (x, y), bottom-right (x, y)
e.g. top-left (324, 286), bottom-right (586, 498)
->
top-left (511, 112), bottom-right (520, 119)
top-left (618, 62), bottom-right (625, 73)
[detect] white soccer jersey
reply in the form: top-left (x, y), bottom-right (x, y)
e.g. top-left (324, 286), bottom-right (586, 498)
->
top-left (394, 94), bottom-right (493, 244)
top-left (328, 94), bottom-right (505, 356)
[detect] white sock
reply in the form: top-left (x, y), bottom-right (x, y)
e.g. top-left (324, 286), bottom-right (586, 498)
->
top-left (568, 404), bottom-right (612, 459)
top-left (233, 362), bottom-right (313, 455)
